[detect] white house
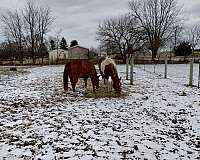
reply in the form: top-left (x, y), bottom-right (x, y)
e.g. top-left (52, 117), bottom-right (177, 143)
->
top-left (49, 49), bottom-right (68, 64)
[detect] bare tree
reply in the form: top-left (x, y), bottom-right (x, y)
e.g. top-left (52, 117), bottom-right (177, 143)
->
top-left (187, 25), bottom-right (200, 54)
top-left (97, 15), bottom-right (145, 61)
top-left (38, 7), bottom-right (54, 45)
top-left (1, 10), bottom-right (24, 64)
top-left (97, 17), bottom-right (123, 57)
top-left (53, 28), bottom-right (63, 62)
top-left (168, 25), bottom-right (183, 58)
top-left (23, 0), bottom-right (54, 64)
top-left (129, 0), bottom-right (182, 59)
top-left (0, 40), bottom-right (17, 60)
top-left (54, 28), bottom-right (63, 50)
top-left (37, 7), bottom-right (54, 64)
top-left (23, 0), bottom-right (39, 64)
top-left (117, 14), bottom-right (147, 58)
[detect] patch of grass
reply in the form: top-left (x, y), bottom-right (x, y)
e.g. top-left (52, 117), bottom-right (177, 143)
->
top-left (0, 70), bottom-right (29, 75)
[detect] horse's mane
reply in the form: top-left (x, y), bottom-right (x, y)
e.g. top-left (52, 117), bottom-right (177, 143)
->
top-left (101, 57), bottom-right (117, 75)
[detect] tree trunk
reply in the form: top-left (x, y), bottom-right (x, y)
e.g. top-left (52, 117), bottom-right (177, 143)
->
top-left (19, 43), bottom-right (23, 65)
top-left (31, 35), bottom-right (35, 65)
top-left (19, 51), bottom-right (23, 65)
top-left (120, 54), bottom-right (126, 64)
top-left (42, 56), bottom-right (44, 64)
top-left (151, 48), bottom-right (159, 60)
top-left (122, 44), bottom-right (127, 64)
top-left (31, 47), bottom-right (35, 65)
top-left (32, 53), bottom-right (35, 65)
top-left (118, 44), bottom-right (125, 63)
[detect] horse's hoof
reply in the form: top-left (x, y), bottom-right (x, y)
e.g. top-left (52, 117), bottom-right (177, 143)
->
top-left (73, 92), bottom-right (78, 97)
top-left (63, 90), bottom-right (68, 94)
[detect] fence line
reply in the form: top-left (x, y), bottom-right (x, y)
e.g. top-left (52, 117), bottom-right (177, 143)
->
top-left (198, 62), bottom-right (200, 89)
top-left (129, 62), bottom-right (200, 88)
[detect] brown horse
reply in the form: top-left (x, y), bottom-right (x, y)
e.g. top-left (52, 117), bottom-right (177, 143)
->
top-left (63, 61), bottom-right (99, 93)
top-left (100, 57), bottom-right (122, 94)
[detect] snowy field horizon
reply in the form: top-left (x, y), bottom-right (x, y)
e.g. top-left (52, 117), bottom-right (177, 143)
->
top-left (0, 64), bottom-right (200, 159)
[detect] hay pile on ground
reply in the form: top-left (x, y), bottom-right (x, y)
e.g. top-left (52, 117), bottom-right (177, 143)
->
top-left (78, 79), bottom-right (128, 98)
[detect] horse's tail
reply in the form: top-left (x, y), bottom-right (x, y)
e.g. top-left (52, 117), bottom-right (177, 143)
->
top-left (63, 63), bottom-right (69, 92)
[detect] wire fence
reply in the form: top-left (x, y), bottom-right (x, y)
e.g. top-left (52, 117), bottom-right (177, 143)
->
top-left (126, 57), bottom-right (200, 89)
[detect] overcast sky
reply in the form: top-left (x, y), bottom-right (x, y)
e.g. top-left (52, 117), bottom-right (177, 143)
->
top-left (0, 0), bottom-right (200, 48)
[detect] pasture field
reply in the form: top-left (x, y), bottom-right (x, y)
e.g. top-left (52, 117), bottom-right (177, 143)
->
top-left (0, 64), bottom-right (200, 159)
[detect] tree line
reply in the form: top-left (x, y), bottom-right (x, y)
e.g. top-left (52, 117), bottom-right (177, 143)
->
top-left (49, 38), bottom-right (79, 51)
top-left (0, 0), bottom-right (84, 65)
top-left (97, 0), bottom-right (200, 62)
top-left (0, 0), bottom-right (54, 64)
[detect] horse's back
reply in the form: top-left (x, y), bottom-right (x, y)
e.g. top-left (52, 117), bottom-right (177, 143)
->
top-left (100, 57), bottom-right (116, 75)
top-left (66, 60), bottom-right (96, 77)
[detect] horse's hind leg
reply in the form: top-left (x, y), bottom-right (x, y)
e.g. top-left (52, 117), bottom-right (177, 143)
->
top-left (71, 76), bottom-right (79, 94)
top-left (91, 79), bottom-right (96, 92)
top-left (84, 77), bottom-right (88, 88)
top-left (71, 82), bottom-right (76, 93)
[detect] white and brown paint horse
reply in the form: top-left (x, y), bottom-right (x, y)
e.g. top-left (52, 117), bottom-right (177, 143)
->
top-left (99, 57), bottom-right (122, 93)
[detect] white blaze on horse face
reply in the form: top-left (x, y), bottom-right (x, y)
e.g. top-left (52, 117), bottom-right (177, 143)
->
top-left (99, 75), bottom-right (103, 80)
top-left (101, 57), bottom-right (117, 74)
top-left (107, 77), bottom-right (113, 92)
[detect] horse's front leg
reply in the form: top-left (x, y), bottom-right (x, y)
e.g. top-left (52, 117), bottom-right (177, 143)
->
top-left (92, 83), bottom-right (96, 92)
top-left (104, 77), bottom-right (109, 87)
top-left (103, 77), bottom-right (107, 85)
top-left (84, 77), bottom-right (88, 88)
top-left (71, 82), bottom-right (78, 96)
top-left (71, 76), bottom-right (79, 96)
top-left (104, 78), bottom-right (107, 85)
top-left (90, 79), bottom-right (95, 92)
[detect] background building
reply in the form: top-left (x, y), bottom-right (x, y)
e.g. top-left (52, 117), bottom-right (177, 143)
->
top-left (48, 46), bottom-right (89, 64)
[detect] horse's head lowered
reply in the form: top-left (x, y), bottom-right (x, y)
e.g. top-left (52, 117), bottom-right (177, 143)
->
top-left (112, 75), bottom-right (122, 94)
top-left (100, 57), bottom-right (122, 94)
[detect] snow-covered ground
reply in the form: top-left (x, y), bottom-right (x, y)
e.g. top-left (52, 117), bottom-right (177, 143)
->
top-left (0, 64), bottom-right (200, 160)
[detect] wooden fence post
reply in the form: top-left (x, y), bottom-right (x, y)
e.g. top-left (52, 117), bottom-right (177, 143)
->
top-left (164, 57), bottom-right (168, 78)
top-left (126, 57), bottom-right (129, 80)
top-left (130, 56), bottom-right (134, 85)
top-left (198, 61), bottom-right (200, 89)
top-left (189, 60), bottom-right (194, 86)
